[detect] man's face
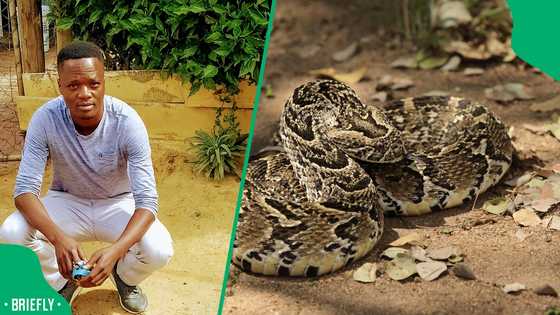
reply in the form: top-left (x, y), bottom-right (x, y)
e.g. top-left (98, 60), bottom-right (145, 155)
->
top-left (58, 57), bottom-right (105, 133)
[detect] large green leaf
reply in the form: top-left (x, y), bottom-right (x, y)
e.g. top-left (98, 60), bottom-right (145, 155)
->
top-left (57, 17), bottom-right (74, 30)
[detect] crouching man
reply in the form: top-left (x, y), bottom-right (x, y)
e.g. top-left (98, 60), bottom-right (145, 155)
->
top-left (0, 41), bottom-right (173, 314)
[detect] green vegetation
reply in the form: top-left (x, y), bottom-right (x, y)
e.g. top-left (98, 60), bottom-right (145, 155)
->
top-left (191, 104), bottom-right (247, 180)
top-left (49, 0), bottom-right (270, 95)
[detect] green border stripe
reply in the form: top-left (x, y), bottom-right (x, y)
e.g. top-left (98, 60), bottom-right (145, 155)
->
top-left (216, 0), bottom-right (277, 314)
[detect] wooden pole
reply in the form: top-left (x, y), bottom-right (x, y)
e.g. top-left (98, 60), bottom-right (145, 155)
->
top-left (56, 28), bottom-right (72, 55)
top-left (8, 0), bottom-right (24, 96)
top-left (17, 0), bottom-right (45, 73)
top-left (53, 0), bottom-right (72, 54)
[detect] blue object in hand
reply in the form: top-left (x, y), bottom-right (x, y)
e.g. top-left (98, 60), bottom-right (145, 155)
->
top-left (72, 260), bottom-right (90, 280)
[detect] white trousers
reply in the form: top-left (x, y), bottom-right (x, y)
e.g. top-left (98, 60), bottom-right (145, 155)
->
top-left (0, 190), bottom-right (173, 291)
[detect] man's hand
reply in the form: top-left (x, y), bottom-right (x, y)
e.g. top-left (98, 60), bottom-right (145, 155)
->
top-left (77, 208), bottom-right (154, 288)
top-left (78, 245), bottom-right (124, 287)
top-left (52, 234), bottom-right (85, 279)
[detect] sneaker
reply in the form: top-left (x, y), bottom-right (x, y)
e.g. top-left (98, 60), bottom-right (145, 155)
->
top-left (58, 281), bottom-right (81, 305)
top-left (110, 269), bottom-right (148, 314)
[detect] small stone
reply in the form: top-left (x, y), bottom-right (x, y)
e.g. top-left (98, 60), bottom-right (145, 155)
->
top-left (534, 284), bottom-right (558, 297)
top-left (332, 42), bottom-right (359, 62)
top-left (464, 67), bottom-right (484, 76)
top-left (441, 55), bottom-right (461, 71)
top-left (452, 263), bottom-right (476, 280)
top-left (503, 282), bottom-right (526, 294)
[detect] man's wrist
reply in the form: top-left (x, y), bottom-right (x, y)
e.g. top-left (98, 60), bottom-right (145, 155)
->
top-left (110, 242), bottom-right (130, 257)
top-left (46, 228), bottom-right (66, 246)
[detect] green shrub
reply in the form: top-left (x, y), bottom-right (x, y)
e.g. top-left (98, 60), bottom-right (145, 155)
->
top-left (49, 0), bottom-right (270, 95)
top-left (191, 105), bottom-right (247, 180)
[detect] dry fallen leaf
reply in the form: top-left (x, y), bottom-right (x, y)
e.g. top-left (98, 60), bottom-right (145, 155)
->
top-left (512, 208), bottom-right (541, 227)
top-left (381, 247), bottom-right (410, 259)
top-left (417, 261), bottom-right (447, 281)
top-left (530, 198), bottom-right (557, 213)
top-left (549, 216), bottom-right (560, 230)
top-left (504, 173), bottom-right (534, 188)
top-left (434, 1), bottom-right (472, 28)
top-left (530, 95), bottom-right (560, 112)
top-left (541, 216), bottom-right (553, 228)
top-left (538, 183), bottom-right (555, 199)
top-left (385, 253), bottom-right (417, 281)
top-left (545, 122), bottom-right (560, 141)
top-left (390, 56), bottom-right (418, 69)
top-left (418, 55), bottom-right (449, 70)
top-left (536, 168), bottom-right (554, 178)
top-left (410, 246), bottom-right (431, 262)
top-left (309, 67), bottom-right (368, 84)
top-left (389, 233), bottom-right (423, 246)
top-left (521, 123), bottom-right (548, 135)
top-left (527, 177), bottom-right (546, 188)
top-left (427, 246), bottom-right (462, 260)
top-left (482, 197), bottom-right (512, 215)
top-left (485, 83), bottom-right (534, 103)
top-left (503, 283), bottom-right (526, 294)
top-left (377, 75), bottom-right (414, 91)
top-left (353, 262), bottom-right (377, 283)
top-left (443, 41), bottom-right (491, 60)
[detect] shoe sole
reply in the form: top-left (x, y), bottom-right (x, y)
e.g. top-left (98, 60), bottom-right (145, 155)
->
top-left (109, 275), bottom-right (147, 314)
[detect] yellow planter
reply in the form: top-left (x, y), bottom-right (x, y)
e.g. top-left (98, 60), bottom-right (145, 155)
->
top-left (16, 70), bottom-right (256, 141)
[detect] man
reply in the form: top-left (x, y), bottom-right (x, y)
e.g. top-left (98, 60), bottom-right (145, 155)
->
top-left (0, 41), bottom-right (173, 314)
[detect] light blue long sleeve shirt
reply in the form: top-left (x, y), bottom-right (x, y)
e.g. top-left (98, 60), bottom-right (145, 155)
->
top-left (14, 95), bottom-right (159, 215)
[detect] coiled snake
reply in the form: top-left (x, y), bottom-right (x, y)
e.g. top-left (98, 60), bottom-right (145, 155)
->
top-left (233, 80), bottom-right (512, 277)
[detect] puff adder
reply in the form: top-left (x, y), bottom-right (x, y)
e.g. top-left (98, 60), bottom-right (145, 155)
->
top-left (233, 80), bottom-right (513, 277)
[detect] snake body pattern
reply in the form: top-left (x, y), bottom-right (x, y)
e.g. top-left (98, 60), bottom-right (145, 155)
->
top-left (233, 80), bottom-right (513, 277)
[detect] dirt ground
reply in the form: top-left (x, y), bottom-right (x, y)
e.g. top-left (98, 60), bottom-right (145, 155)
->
top-left (223, 1), bottom-right (560, 314)
top-left (0, 141), bottom-right (239, 314)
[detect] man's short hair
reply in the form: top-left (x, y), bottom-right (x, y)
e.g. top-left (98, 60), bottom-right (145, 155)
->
top-left (57, 41), bottom-right (105, 70)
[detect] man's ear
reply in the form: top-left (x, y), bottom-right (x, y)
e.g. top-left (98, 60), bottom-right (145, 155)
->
top-left (57, 77), bottom-right (62, 95)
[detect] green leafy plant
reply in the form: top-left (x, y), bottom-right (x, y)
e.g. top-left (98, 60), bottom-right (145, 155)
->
top-left (191, 104), bottom-right (248, 180)
top-left (48, 0), bottom-right (270, 95)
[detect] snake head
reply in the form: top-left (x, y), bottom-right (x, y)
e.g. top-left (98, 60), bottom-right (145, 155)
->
top-left (326, 105), bottom-right (406, 163)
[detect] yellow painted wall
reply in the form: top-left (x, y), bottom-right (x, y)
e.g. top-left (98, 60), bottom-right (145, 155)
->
top-left (17, 71), bottom-right (256, 141)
